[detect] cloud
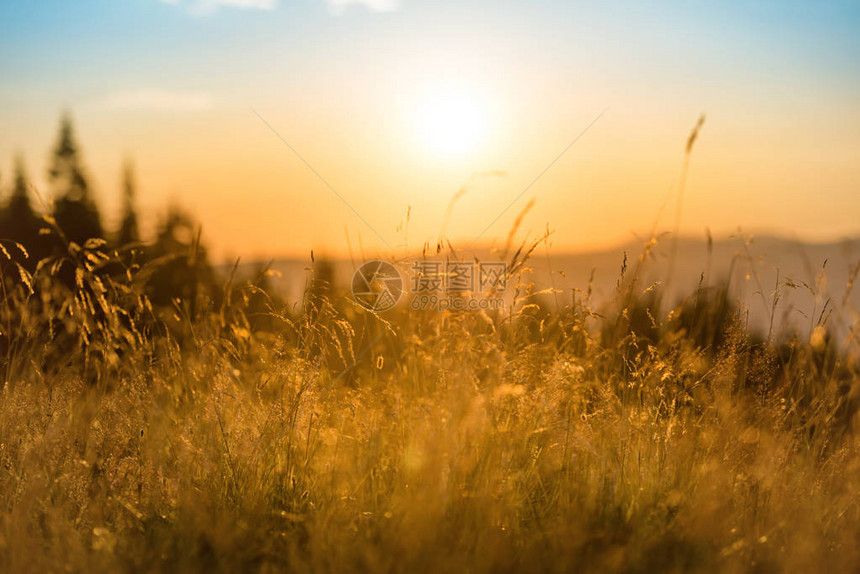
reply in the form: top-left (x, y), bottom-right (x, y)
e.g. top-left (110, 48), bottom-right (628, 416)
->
top-left (158, 0), bottom-right (399, 16)
top-left (325, 0), bottom-right (399, 14)
top-left (102, 90), bottom-right (216, 112)
top-left (158, 0), bottom-right (277, 16)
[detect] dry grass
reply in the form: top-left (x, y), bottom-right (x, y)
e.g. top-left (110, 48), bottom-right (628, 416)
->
top-left (0, 232), bottom-right (858, 573)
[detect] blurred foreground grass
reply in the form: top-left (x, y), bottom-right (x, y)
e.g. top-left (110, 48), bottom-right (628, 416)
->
top-left (0, 234), bottom-right (858, 574)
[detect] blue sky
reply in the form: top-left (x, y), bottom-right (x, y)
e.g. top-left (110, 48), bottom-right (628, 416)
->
top-left (1, 1), bottom-right (858, 256)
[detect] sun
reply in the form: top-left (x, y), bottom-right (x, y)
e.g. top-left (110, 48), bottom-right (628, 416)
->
top-left (415, 88), bottom-right (488, 157)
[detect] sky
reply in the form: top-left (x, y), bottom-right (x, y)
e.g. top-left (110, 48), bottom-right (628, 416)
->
top-left (1, 0), bottom-right (858, 260)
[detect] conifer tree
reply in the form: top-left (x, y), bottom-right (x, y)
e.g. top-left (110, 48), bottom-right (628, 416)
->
top-left (1, 158), bottom-right (45, 269)
top-left (49, 113), bottom-right (103, 244)
top-left (117, 160), bottom-right (140, 246)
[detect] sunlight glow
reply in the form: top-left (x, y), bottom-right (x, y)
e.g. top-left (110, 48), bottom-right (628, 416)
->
top-left (415, 89), bottom-right (488, 157)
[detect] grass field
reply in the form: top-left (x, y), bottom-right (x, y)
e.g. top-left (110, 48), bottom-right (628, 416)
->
top-left (1, 233), bottom-right (858, 573)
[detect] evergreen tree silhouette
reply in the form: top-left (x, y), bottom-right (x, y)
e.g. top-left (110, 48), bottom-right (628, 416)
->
top-left (145, 203), bottom-right (217, 316)
top-left (48, 113), bottom-right (103, 245)
top-left (1, 158), bottom-right (45, 270)
top-left (306, 257), bottom-right (334, 319)
top-left (117, 160), bottom-right (140, 246)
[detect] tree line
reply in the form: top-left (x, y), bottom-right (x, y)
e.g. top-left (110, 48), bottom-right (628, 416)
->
top-left (0, 112), bottom-right (219, 311)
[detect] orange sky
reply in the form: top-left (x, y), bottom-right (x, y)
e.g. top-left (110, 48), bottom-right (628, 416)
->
top-left (1, 1), bottom-right (858, 259)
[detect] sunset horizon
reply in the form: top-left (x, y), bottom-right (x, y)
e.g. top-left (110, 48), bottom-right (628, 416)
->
top-left (2, 2), bottom-right (859, 573)
top-left (2, 1), bottom-right (859, 260)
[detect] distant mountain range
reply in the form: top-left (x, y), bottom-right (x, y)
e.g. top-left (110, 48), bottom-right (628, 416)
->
top-left (221, 235), bottom-right (860, 341)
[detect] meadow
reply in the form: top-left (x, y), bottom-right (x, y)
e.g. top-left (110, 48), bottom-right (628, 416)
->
top-left (1, 225), bottom-right (858, 573)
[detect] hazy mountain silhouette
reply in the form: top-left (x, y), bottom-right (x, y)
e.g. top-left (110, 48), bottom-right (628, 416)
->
top-left (223, 234), bottom-right (860, 341)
